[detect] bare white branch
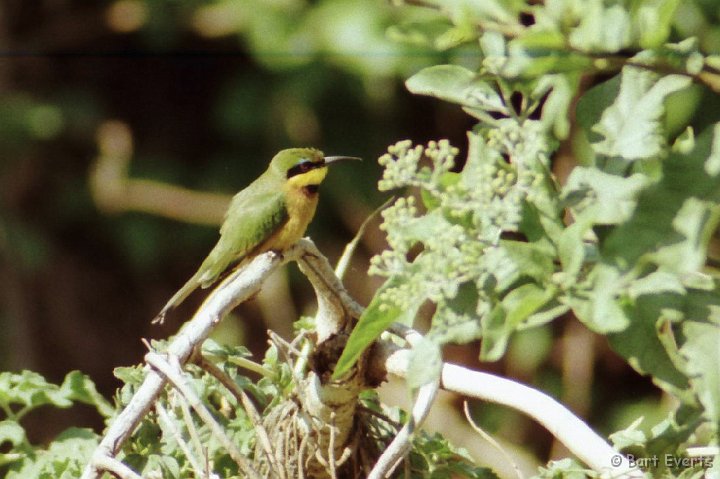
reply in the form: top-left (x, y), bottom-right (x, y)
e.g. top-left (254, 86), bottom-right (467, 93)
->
top-left (439, 362), bottom-right (643, 477)
top-left (82, 238), bottom-right (644, 479)
top-left (82, 248), bottom-right (292, 479)
top-left (367, 368), bottom-right (439, 479)
top-left (92, 455), bottom-right (142, 479)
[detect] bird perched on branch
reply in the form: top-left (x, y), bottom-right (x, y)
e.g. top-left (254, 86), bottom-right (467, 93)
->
top-left (153, 148), bottom-right (360, 324)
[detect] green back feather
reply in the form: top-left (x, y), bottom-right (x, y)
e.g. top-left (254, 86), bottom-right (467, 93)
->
top-left (197, 170), bottom-right (288, 287)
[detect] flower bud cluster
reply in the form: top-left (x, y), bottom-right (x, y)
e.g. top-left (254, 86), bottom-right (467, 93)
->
top-left (378, 139), bottom-right (459, 192)
top-left (371, 127), bottom-right (555, 332)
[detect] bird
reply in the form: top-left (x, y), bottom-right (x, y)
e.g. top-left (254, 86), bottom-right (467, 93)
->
top-left (153, 148), bottom-right (360, 324)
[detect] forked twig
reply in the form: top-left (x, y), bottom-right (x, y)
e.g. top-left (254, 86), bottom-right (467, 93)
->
top-left (146, 352), bottom-right (261, 479)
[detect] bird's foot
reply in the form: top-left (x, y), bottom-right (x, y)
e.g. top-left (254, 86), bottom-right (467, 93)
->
top-left (151, 311), bottom-right (166, 325)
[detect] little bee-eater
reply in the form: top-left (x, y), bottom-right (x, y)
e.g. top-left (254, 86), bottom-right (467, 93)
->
top-left (153, 148), bottom-right (359, 324)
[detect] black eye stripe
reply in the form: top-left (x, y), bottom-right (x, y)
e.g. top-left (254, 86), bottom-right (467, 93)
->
top-left (287, 160), bottom-right (322, 178)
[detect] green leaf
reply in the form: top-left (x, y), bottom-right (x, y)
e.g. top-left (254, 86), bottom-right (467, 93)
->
top-left (568, 1), bottom-right (632, 53)
top-left (429, 281), bottom-right (481, 345)
top-left (592, 66), bottom-right (691, 161)
top-left (634, 0), bottom-right (681, 49)
top-left (424, 0), bottom-right (515, 25)
top-left (576, 74), bottom-right (621, 136)
top-left (6, 428), bottom-right (98, 479)
top-left (573, 264), bottom-right (630, 333)
top-left (524, 300), bottom-right (570, 328)
top-left (406, 337), bottom-right (442, 389)
top-left (0, 420), bottom-right (25, 448)
top-left (500, 240), bottom-right (556, 282)
top-left (0, 371), bottom-right (71, 414)
top-left (628, 271), bottom-right (686, 299)
top-left (650, 197), bottom-right (720, 275)
top-left (502, 283), bottom-right (556, 328)
top-left (434, 24), bottom-right (477, 50)
top-left (533, 73), bottom-right (580, 139)
top-left (479, 304), bottom-right (509, 361)
top-left (562, 167), bottom-right (648, 225)
top-left (609, 416), bottom-right (647, 450)
top-left (59, 371), bottom-right (115, 419)
top-left (406, 65), bottom-right (506, 115)
top-left (680, 320), bottom-right (720, 430)
top-left (608, 295), bottom-right (689, 393)
top-left (602, 125), bottom-right (720, 270)
top-left (386, 21), bottom-right (454, 49)
top-left (557, 220), bottom-right (591, 279)
top-left (333, 276), bottom-right (419, 379)
top-left (502, 31), bottom-right (593, 78)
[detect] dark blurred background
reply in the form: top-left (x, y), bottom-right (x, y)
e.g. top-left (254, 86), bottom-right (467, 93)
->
top-left (2, 1), bottom-right (720, 476)
top-left (0, 0), bottom-right (473, 442)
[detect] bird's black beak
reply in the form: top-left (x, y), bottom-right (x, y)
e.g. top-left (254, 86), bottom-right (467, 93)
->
top-left (324, 156), bottom-right (362, 165)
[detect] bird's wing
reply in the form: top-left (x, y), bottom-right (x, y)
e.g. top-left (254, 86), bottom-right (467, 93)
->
top-left (196, 183), bottom-right (288, 287)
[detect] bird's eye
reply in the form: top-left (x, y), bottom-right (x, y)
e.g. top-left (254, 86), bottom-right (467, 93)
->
top-left (299, 160), bottom-right (312, 172)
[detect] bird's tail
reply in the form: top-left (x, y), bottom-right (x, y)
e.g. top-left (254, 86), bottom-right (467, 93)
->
top-left (152, 273), bottom-right (201, 324)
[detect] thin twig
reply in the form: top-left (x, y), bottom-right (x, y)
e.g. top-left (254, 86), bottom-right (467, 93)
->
top-left (226, 356), bottom-right (274, 378)
top-left (328, 412), bottom-right (338, 479)
top-left (441, 362), bottom-right (642, 477)
top-left (156, 402), bottom-right (206, 477)
top-left (146, 352), bottom-right (262, 479)
top-left (197, 355), bottom-right (284, 478)
top-left (175, 390), bottom-right (206, 474)
top-left (462, 401), bottom-right (524, 479)
top-left (335, 196), bottom-right (394, 280)
top-left (367, 371), bottom-right (440, 479)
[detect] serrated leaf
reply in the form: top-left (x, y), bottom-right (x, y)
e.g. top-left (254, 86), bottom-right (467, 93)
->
top-left (5, 428), bottom-right (97, 479)
top-left (650, 198), bottom-right (720, 275)
top-left (113, 365), bottom-right (145, 385)
top-left (608, 295), bottom-right (689, 393)
top-left (592, 66), bottom-right (691, 161)
top-left (406, 337), bottom-right (442, 389)
top-left (60, 371), bottom-right (115, 419)
top-left (0, 371), bottom-right (71, 413)
top-left (568, 1), bottom-right (632, 53)
top-left (333, 276), bottom-right (419, 379)
top-left (562, 167), bottom-right (648, 225)
top-left (573, 264), bottom-right (630, 333)
top-left (628, 271), bottom-right (686, 299)
top-left (406, 65), bottom-right (506, 114)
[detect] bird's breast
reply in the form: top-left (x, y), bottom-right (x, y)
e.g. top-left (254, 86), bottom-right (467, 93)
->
top-left (261, 186), bottom-right (319, 251)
